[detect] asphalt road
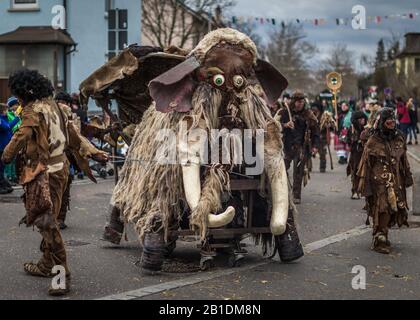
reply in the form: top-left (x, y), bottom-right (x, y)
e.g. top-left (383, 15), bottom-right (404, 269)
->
top-left (0, 155), bottom-right (419, 300)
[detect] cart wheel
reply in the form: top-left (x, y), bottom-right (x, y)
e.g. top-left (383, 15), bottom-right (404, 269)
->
top-left (200, 256), bottom-right (214, 271)
top-left (228, 254), bottom-right (245, 268)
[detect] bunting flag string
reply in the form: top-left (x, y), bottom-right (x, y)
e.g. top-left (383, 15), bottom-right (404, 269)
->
top-left (227, 11), bottom-right (419, 28)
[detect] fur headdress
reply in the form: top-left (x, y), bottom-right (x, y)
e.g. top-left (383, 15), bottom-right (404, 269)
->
top-left (189, 28), bottom-right (258, 64)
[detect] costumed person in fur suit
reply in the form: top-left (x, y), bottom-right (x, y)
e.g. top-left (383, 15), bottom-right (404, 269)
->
top-left (279, 90), bottom-right (320, 204)
top-left (100, 28), bottom-right (304, 272)
top-left (346, 111), bottom-right (368, 199)
top-left (311, 102), bottom-right (336, 173)
top-left (357, 108), bottom-right (413, 254)
top-left (2, 70), bottom-right (108, 296)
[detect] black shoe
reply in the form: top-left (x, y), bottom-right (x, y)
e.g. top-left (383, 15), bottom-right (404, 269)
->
top-left (6, 179), bottom-right (17, 187)
top-left (408, 141), bottom-right (412, 145)
top-left (58, 221), bottom-right (68, 230)
top-left (0, 187), bottom-right (13, 195)
top-left (338, 156), bottom-right (348, 165)
top-left (99, 168), bottom-right (107, 179)
top-left (101, 225), bottom-right (123, 245)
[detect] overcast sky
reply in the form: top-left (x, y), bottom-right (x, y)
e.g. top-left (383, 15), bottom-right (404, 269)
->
top-left (229, 0), bottom-right (420, 70)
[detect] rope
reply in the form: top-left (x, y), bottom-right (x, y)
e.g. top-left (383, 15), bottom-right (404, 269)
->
top-left (107, 155), bottom-right (255, 179)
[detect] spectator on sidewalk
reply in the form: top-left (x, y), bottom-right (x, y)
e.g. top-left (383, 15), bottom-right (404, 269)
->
top-left (397, 97), bottom-right (411, 137)
top-left (0, 103), bottom-right (21, 194)
top-left (5, 97), bottom-right (22, 184)
top-left (6, 97), bottom-right (22, 132)
top-left (335, 101), bottom-right (352, 165)
top-left (407, 98), bottom-right (418, 145)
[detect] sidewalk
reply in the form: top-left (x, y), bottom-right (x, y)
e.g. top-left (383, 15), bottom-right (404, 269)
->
top-left (407, 144), bottom-right (420, 218)
top-left (407, 144), bottom-right (420, 164)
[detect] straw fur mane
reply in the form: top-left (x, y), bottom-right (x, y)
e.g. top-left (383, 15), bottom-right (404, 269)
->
top-left (111, 82), bottom-right (284, 242)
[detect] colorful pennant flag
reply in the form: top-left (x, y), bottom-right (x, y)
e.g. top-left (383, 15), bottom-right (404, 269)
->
top-left (228, 10), bottom-right (418, 28)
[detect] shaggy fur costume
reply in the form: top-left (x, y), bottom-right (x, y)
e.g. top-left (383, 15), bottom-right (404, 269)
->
top-left (111, 29), bottom-right (288, 244)
top-left (111, 82), bottom-right (286, 242)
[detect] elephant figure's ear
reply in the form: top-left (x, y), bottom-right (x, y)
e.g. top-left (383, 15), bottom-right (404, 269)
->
top-left (149, 57), bottom-right (200, 113)
top-left (255, 59), bottom-right (288, 106)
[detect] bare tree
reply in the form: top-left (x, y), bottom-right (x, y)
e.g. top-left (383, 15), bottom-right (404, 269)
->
top-left (142, 0), bottom-right (235, 49)
top-left (264, 23), bottom-right (317, 93)
top-left (386, 68), bottom-right (420, 101)
top-left (234, 21), bottom-right (263, 51)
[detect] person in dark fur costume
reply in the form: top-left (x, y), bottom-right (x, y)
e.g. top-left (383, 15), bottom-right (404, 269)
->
top-left (311, 102), bottom-right (335, 173)
top-left (346, 111), bottom-right (368, 199)
top-left (279, 90), bottom-right (320, 204)
top-left (357, 108), bottom-right (413, 254)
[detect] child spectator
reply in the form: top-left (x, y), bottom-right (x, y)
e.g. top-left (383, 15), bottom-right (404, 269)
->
top-left (0, 103), bottom-right (21, 194)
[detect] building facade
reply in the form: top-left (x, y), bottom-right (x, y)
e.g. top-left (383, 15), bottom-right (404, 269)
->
top-left (395, 33), bottom-right (420, 77)
top-left (0, 0), bottom-right (141, 102)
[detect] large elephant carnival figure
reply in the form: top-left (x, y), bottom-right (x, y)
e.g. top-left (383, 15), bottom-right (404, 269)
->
top-left (80, 28), bottom-right (304, 272)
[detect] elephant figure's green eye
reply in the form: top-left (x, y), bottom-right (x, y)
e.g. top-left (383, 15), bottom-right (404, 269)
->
top-left (233, 75), bottom-right (245, 88)
top-left (213, 74), bottom-right (225, 87)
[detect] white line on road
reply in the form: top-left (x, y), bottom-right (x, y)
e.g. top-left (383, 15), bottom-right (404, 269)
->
top-left (303, 225), bottom-right (370, 253)
top-left (97, 225), bottom-right (371, 300)
top-left (408, 150), bottom-right (420, 164)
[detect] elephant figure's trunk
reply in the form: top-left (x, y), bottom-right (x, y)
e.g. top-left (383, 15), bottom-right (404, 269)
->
top-left (180, 118), bottom-right (235, 233)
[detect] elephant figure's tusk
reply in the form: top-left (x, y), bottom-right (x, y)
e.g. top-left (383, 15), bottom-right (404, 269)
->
top-left (180, 119), bottom-right (234, 229)
top-left (182, 164), bottom-right (201, 212)
top-left (269, 159), bottom-right (289, 235)
top-left (208, 206), bottom-right (235, 229)
top-left (182, 165), bottom-right (235, 229)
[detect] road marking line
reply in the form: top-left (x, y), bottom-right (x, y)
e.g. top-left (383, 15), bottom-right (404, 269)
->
top-left (407, 150), bottom-right (420, 164)
top-left (304, 225), bottom-right (370, 253)
top-left (97, 225), bottom-right (371, 300)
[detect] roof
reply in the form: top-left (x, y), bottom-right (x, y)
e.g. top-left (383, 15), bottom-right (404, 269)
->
top-left (0, 26), bottom-right (76, 46)
top-left (396, 33), bottom-right (420, 58)
top-left (396, 49), bottom-right (420, 58)
top-left (404, 32), bottom-right (420, 36)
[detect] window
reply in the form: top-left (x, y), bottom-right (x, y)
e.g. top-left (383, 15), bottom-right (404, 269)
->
top-left (415, 58), bottom-right (420, 73)
top-left (0, 45), bottom-right (57, 82)
top-left (108, 9), bottom-right (128, 60)
top-left (10, 0), bottom-right (39, 10)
